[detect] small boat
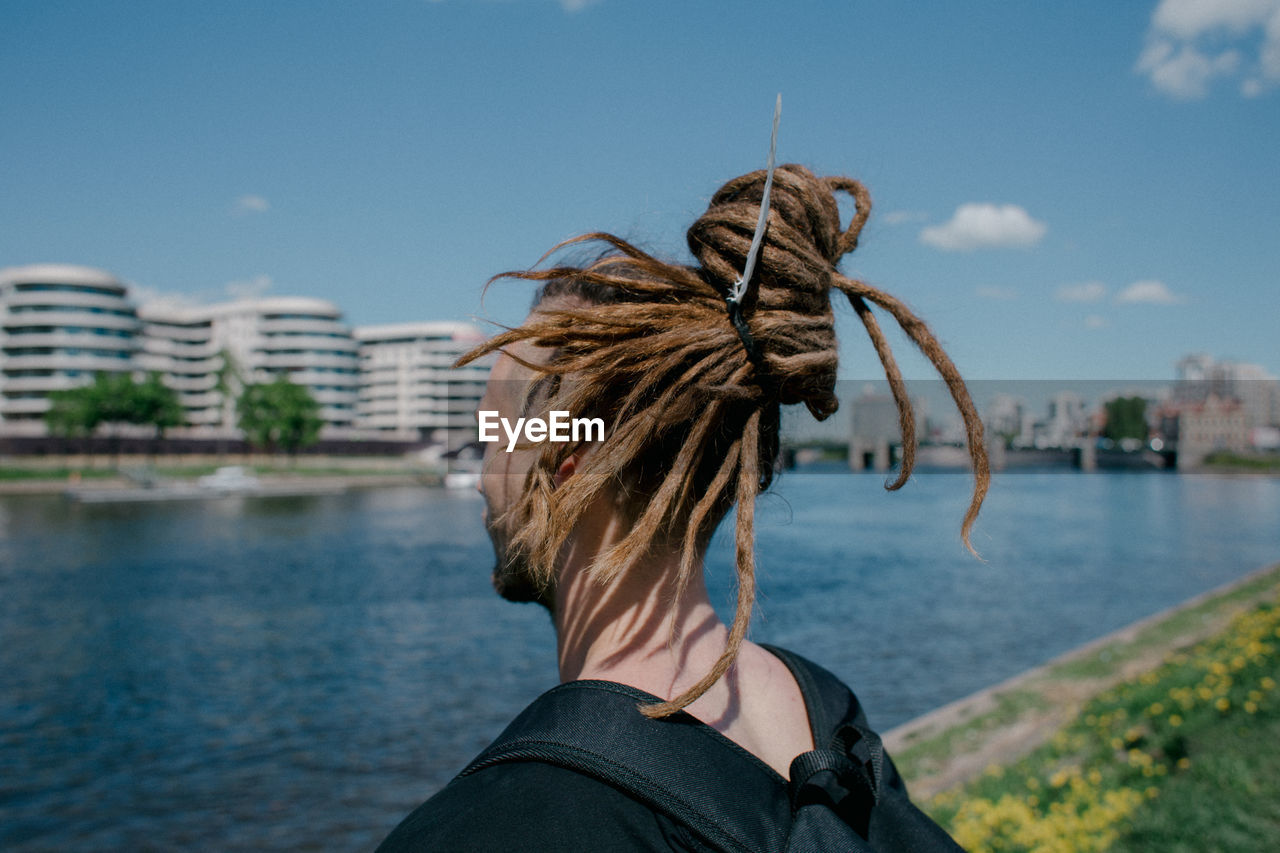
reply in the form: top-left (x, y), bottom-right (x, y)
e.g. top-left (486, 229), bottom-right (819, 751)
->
top-left (197, 466), bottom-right (262, 493)
top-left (444, 470), bottom-right (481, 490)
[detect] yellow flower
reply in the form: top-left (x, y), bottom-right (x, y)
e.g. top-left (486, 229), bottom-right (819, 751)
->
top-left (1216, 697), bottom-right (1231, 712)
top-left (1168, 714), bottom-right (1182, 727)
top-left (1177, 757), bottom-right (1191, 770)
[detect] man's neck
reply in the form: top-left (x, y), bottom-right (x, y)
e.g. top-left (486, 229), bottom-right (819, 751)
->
top-left (549, 503), bottom-right (816, 774)
top-left (552, 512), bottom-right (731, 717)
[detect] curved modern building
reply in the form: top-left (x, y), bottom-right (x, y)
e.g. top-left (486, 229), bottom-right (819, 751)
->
top-left (355, 322), bottom-right (490, 447)
top-left (0, 264), bottom-right (139, 422)
top-left (140, 296), bottom-right (360, 430)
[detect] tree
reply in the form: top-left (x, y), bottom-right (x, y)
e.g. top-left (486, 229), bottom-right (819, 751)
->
top-left (132, 372), bottom-right (184, 439)
top-left (44, 382), bottom-right (104, 439)
top-left (1103, 396), bottom-right (1148, 443)
top-left (45, 372), bottom-right (186, 455)
top-left (237, 374), bottom-right (323, 456)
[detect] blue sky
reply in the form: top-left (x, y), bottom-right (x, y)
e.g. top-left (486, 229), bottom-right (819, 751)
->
top-left (3, 0), bottom-right (1277, 381)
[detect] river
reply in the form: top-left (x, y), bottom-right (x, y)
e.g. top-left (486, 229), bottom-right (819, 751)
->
top-left (1, 471), bottom-right (1277, 850)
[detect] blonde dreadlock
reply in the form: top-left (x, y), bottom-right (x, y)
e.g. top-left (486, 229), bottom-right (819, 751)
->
top-left (457, 164), bottom-right (990, 718)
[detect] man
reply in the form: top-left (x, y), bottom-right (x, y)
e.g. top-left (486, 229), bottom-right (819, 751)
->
top-left (377, 164), bottom-right (988, 851)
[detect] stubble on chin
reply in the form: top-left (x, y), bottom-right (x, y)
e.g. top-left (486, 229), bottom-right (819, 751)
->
top-left (488, 523), bottom-right (554, 609)
top-left (491, 557), bottom-right (550, 606)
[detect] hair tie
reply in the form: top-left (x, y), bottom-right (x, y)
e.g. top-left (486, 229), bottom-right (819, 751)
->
top-left (725, 94), bottom-right (781, 363)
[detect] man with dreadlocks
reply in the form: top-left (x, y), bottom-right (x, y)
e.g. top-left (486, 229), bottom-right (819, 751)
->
top-left (376, 164), bottom-right (989, 852)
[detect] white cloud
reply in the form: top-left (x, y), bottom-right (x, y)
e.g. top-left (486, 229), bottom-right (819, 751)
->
top-left (1152, 0), bottom-right (1278, 38)
top-left (1137, 0), bottom-right (1280, 98)
top-left (975, 285), bottom-right (1019, 301)
top-left (225, 274), bottom-right (273, 301)
top-left (234, 194), bottom-right (271, 214)
top-left (1056, 281), bottom-right (1108, 303)
top-left (1084, 314), bottom-right (1108, 329)
top-left (882, 210), bottom-right (928, 226)
top-left (1115, 279), bottom-right (1185, 304)
top-left (919, 203), bottom-right (1047, 251)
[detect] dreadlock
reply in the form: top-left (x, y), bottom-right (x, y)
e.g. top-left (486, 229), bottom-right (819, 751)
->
top-left (456, 164), bottom-right (989, 718)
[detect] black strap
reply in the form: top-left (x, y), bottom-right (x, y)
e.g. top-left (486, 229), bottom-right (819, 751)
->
top-left (459, 649), bottom-right (886, 852)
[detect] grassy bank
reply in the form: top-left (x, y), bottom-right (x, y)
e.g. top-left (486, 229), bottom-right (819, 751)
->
top-left (889, 562), bottom-right (1280, 796)
top-left (918, 580), bottom-right (1280, 851)
top-left (0, 457), bottom-right (439, 493)
top-left (1203, 451), bottom-right (1280, 472)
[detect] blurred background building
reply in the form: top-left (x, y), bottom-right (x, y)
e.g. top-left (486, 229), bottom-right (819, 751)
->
top-left (1, 263), bottom-right (490, 446)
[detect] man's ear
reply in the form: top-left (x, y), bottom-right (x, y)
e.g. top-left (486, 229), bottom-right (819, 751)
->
top-left (552, 450), bottom-right (583, 489)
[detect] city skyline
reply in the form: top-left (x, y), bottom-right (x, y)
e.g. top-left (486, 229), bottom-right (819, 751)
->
top-left (3, 1), bottom-right (1277, 382)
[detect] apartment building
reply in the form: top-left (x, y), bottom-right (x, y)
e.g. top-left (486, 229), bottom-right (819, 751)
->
top-left (0, 264), bottom-right (139, 424)
top-left (2, 263), bottom-right (492, 442)
top-left (354, 322), bottom-right (490, 448)
top-left (140, 297), bottom-right (361, 431)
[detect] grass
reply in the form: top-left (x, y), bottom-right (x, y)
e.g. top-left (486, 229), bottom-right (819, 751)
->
top-left (0, 462), bottom-right (431, 482)
top-left (1113, 711), bottom-right (1280, 851)
top-left (892, 563), bottom-right (1280, 787)
top-left (922, 589), bottom-right (1280, 852)
top-left (1203, 451), bottom-right (1280, 471)
top-left (0, 467), bottom-right (119, 481)
top-left (893, 688), bottom-right (1049, 779)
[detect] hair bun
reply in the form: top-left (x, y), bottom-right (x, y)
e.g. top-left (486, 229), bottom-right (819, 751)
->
top-left (686, 164), bottom-right (856, 419)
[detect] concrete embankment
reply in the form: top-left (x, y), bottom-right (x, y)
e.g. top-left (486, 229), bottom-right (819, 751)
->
top-left (0, 471), bottom-right (440, 496)
top-left (886, 560), bottom-right (1280, 799)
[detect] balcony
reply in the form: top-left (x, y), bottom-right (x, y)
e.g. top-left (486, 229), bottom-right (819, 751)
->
top-left (0, 397), bottom-right (53, 416)
top-left (1, 354), bottom-right (134, 373)
top-left (292, 370), bottom-right (359, 387)
top-left (166, 375), bottom-right (218, 392)
top-left (139, 323), bottom-right (212, 343)
top-left (258, 334), bottom-right (357, 353)
top-left (3, 289), bottom-right (134, 313)
top-left (2, 331), bottom-right (136, 352)
top-left (258, 318), bottom-right (349, 336)
top-left (4, 310), bottom-right (139, 333)
top-left (255, 352), bottom-right (358, 371)
top-left (0, 375), bottom-right (84, 393)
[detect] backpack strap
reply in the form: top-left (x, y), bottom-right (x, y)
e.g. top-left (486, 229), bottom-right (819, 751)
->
top-left (459, 648), bottom-right (895, 852)
top-left (461, 679), bottom-right (794, 853)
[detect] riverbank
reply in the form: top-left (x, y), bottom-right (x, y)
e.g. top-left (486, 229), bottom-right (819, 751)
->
top-left (887, 560), bottom-right (1280, 849)
top-left (0, 458), bottom-right (443, 495)
top-left (887, 560), bottom-right (1280, 797)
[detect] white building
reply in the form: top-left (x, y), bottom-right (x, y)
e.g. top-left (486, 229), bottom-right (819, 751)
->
top-left (2, 262), bottom-right (489, 443)
top-left (354, 322), bottom-right (490, 448)
top-left (140, 297), bottom-right (361, 431)
top-left (1034, 391), bottom-right (1087, 449)
top-left (1175, 352), bottom-right (1279, 438)
top-left (0, 264), bottom-right (139, 424)
top-left (136, 305), bottom-right (221, 427)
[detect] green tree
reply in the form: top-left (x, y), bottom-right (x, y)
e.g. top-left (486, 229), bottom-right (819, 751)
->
top-left (1103, 396), bottom-right (1148, 443)
top-left (132, 372), bottom-right (184, 439)
top-left (237, 374), bottom-right (323, 456)
top-left (44, 372), bottom-right (138, 464)
top-left (46, 371), bottom-right (186, 453)
top-left (44, 381), bottom-right (104, 438)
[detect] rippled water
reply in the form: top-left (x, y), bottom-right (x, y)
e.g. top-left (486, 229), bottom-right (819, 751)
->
top-left (1, 472), bottom-right (1277, 850)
